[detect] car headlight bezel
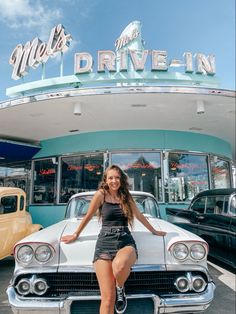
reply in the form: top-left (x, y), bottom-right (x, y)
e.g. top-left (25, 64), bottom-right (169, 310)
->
top-left (15, 242), bottom-right (55, 265)
top-left (16, 245), bottom-right (34, 265)
top-left (170, 241), bottom-right (208, 262)
top-left (35, 244), bottom-right (53, 263)
top-left (190, 243), bottom-right (206, 260)
top-left (172, 243), bottom-right (189, 261)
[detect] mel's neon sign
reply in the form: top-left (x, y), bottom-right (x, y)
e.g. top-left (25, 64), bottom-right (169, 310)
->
top-left (9, 24), bottom-right (71, 80)
top-left (9, 21), bottom-right (216, 81)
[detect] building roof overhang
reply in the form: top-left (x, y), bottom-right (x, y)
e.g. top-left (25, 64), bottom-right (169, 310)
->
top-left (0, 85), bottom-right (235, 162)
top-left (0, 139), bottom-right (41, 165)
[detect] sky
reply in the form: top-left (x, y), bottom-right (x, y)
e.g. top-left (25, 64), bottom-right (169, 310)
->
top-left (0, 0), bottom-right (235, 101)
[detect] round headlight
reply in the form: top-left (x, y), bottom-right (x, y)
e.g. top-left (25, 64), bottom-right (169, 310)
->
top-left (192, 276), bottom-right (207, 292)
top-left (35, 245), bottom-right (53, 263)
top-left (174, 276), bottom-right (190, 292)
top-left (16, 245), bottom-right (34, 264)
top-left (190, 244), bottom-right (206, 260)
top-left (33, 278), bottom-right (49, 295)
top-left (15, 279), bottom-right (31, 295)
top-left (172, 243), bottom-right (189, 260)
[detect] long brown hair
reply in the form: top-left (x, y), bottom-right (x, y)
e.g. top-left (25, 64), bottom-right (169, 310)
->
top-left (98, 165), bottom-right (134, 227)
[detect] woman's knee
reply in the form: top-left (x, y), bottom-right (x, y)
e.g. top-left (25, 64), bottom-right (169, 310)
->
top-left (112, 258), bottom-right (128, 277)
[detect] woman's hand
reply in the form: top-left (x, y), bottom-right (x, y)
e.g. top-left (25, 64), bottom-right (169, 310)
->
top-left (61, 233), bottom-right (78, 244)
top-left (152, 230), bottom-right (167, 236)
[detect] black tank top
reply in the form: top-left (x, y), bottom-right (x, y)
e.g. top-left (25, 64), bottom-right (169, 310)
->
top-left (101, 202), bottom-right (128, 227)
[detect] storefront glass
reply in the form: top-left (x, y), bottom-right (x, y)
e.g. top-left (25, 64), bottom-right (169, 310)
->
top-left (0, 161), bottom-right (31, 204)
top-left (211, 157), bottom-right (231, 188)
top-left (111, 152), bottom-right (162, 201)
top-left (32, 159), bottom-right (57, 204)
top-left (59, 154), bottom-right (104, 203)
top-left (30, 151), bottom-right (232, 205)
top-left (168, 153), bottom-right (209, 201)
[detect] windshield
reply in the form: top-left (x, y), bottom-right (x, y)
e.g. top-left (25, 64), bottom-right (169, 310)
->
top-left (65, 194), bottom-right (160, 219)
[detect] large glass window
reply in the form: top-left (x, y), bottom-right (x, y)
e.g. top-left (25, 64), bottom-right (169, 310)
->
top-left (32, 159), bottom-right (57, 204)
top-left (60, 154), bottom-right (104, 203)
top-left (211, 157), bottom-right (231, 188)
top-left (0, 161), bottom-right (31, 205)
top-left (111, 152), bottom-right (162, 201)
top-left (168, 153), bottom-right (209, 202)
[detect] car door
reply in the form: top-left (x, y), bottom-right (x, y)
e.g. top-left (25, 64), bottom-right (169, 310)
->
top-left (195, 195), bottom-right (233, 265)
top-left (180, 196), bottom-right (206, 234)
top-left (0, 190), bottom-right (30, 259)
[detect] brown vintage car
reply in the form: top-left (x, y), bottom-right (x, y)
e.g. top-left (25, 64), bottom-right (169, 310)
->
top-left (0, 187), bottom-right (42, 259)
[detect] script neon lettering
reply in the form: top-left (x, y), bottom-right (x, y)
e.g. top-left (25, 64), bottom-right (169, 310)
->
top-left (9, 24), bottom-right (71, 80)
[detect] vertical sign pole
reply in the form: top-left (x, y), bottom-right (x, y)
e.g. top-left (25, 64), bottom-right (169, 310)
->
top-left (42, 63), bottom-right (46, 80)
top-left (60, 52), bottom-right (64, 77)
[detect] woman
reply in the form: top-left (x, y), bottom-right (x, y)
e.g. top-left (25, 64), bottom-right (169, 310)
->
top-left (61, 165), bottom-right (166, 314)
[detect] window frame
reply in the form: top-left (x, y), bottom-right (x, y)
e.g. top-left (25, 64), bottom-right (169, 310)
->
top-left (111, 149), bottom-right (163, 202)
top-left (58, 152), bottom-right (105, 204)
top-left (31, 158), bottom-right (57, 205)
top-left (167, 151), bottom-right (210, 203)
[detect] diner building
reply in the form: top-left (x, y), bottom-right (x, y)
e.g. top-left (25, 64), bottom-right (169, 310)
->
top-left (0, 21), bottom-right (235, 227)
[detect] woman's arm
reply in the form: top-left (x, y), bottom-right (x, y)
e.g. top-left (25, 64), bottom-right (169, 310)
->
top-left (131, 200), bottom-right (166, 236)
top-left (61, 190), bottom-right (104, 244)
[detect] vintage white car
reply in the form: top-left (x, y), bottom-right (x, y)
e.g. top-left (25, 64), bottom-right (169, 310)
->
top-left (7, 191), bottom-right (215, 314)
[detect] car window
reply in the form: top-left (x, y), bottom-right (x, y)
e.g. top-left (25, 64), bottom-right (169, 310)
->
top-left (1, 195), bottom-right (18, 214)
top-left (223, 197), bottom-right (229, 214)
top-left (143, 198), bottom-right (159, 217)
top-left (206, 196), bottom-right (229, 215)
top-left (229, 195), bottom-right (236, 216)
top-left (134, 197), bottom-right (159, 218)
top-left (205, 197), bottom-right (215, 214)
top-left (190, 197), bottom-right (205, 213)
top-left (20, 195), bottom-right (24, 211)
top-left (206, 196), bottom-right (223, 214)
top-left (67, 198), bottom-right (91, 218)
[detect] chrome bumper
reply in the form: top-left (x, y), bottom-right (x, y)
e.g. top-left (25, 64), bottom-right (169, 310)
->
top-left (7, 282), bottom-right (215, 314)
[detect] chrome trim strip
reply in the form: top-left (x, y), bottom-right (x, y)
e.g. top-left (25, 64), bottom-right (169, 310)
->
top-left (1, 86), bottom-right (235, 109)
top-left (11, 267), bottom-right (58, 284)
top-left (132, 264), bottom-right (166, 271)
top-left (57, 264), bottom-right (167, 272)
top-left (13, 263), bottom-right (207, 278)
top-left (166, 264), bottom-right (211, 281)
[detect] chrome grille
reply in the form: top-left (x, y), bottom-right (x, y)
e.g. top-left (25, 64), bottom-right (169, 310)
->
top-left (14, 271), bottom-right (207, 297)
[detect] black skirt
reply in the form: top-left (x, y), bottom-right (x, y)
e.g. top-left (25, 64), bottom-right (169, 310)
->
top-left (93, 226), bottom-right (138, 263)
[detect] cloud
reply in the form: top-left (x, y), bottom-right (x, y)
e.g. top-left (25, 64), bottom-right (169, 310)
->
top-left (0, 0), bottom-right (62, 39)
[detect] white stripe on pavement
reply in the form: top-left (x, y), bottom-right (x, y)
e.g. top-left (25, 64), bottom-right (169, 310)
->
top-left (208, 261), bottom-right (236, 291)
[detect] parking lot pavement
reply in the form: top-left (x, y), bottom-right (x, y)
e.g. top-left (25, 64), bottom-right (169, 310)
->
top-left (0, 257), bottom-right (235, 314)
top-left (0, 257), bottom-right (14, 314)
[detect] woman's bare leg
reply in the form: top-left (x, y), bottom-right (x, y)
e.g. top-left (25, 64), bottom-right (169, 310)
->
top-left (94, 259), bottom-right (116, 314)
top-left (112, 246), bottom-right (137, 287)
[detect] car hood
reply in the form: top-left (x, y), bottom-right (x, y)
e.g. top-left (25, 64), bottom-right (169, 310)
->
top-left (59, 217), bottom-right (167, 267)
top-left (15, 217), bottom-right (205, 269)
